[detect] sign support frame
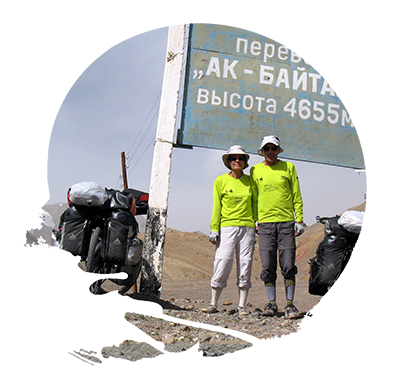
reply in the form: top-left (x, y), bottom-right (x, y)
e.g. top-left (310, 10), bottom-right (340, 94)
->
top-left (139, 24), bottom-right (187, 297)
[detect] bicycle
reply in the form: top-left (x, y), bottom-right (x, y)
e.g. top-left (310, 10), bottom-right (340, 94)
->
top-left (57, 185), bottom-right (148, 295)
top-left (86, 207), bottom-right (143, 295)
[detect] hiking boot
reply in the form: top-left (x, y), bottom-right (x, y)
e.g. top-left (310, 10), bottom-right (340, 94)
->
top-left (238, 306), bottom-right (249, 316)
top-left (201, 305), bottom-right (217, 313)
top-left (284, 304), bottom-right (301, 319)
top-left (263, 301), bottom-right (278, 317)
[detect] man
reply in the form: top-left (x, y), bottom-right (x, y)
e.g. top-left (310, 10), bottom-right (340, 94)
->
top-left (250, 135), bottom-right (305, 319)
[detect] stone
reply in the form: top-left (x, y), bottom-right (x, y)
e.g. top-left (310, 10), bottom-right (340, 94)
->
top-left (163, 334), bottom-right (175, 344)
top-left (197, 332), bottom-right (212, 342)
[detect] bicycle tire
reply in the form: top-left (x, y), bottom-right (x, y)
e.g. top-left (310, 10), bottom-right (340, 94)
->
top-left (86, 227), bottom-right (102, 273)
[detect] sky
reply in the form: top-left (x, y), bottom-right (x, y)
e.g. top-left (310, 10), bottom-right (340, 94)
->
top-left (46, 26), bottom-right (366, 235)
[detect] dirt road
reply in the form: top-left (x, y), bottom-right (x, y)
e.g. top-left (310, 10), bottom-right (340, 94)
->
top-left (160, 276), bottom-right (322, 315)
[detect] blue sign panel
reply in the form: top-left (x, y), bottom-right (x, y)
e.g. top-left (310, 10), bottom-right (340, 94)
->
top-left (178, 24), bottom-right (364, 169)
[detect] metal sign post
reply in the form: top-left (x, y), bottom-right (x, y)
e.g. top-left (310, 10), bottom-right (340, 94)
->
top-left (139, 25), bottom-right (186, 297)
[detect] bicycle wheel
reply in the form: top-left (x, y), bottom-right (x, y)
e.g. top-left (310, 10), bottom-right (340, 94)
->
top-left (86, 227), bottom-right (102, 273)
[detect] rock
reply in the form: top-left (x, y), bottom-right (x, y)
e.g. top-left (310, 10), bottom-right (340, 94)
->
top-left (163, 334), bottom-right (175, 344)
top-left (197, 332), bottom-right (212, 342)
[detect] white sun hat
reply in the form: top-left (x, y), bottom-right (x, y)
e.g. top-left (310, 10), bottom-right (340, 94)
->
top-left (222, 145), bottom-right (250, 169)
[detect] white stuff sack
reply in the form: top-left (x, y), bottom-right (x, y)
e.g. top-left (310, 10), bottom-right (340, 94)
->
top-left (69, 181), bottom-right (109, 207)
top-left (338, 210), bottom-right (364, 234)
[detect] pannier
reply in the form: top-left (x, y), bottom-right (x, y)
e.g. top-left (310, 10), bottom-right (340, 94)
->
top-left (59, 205), bottom-right (92, 257)
top-left (125, 237), bottom-right (143, 265)
top-left (309, 215), bottom-right (360, 296)
top-left (105, 209), bottom-right (138, 265)
top-left (308, 234), bottom-right (353, 296)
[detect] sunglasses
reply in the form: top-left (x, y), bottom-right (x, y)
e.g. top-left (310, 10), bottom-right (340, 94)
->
top-left (262, 145), bottom-right (279, 152)
top-left (228, 155), bottom-right (246, 162)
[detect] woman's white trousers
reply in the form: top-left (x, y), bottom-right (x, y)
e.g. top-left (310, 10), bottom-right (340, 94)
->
top-left (211, 226), bottom-right (255, 289)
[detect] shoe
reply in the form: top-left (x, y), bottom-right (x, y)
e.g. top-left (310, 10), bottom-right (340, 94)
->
top-left (238, 306), bottom-right (249, 316)
top-left (263, 301), bottom-right (278, 317)
top-left (284, 304), bottom-right (301, 319)
top-left (201, 305), bottom-right (217, 313)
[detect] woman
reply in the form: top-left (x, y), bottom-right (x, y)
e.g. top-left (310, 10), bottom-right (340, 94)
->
top-left (202, 145), bottom-right (256, 315)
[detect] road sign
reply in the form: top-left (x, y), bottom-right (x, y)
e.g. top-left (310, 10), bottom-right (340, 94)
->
top-left (178, 24), bottom-right (364, 169)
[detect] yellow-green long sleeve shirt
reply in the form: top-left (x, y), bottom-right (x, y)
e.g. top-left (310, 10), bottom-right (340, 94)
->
top-left (210, 173), bottom-right (256, 232)
top-left (250, 160), bottom-right (304, 223)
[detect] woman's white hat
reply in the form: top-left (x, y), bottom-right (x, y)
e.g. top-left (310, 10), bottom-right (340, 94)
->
top-left (222, 145), bottom-right (250, 169)
top-left (258, 135), bottom-right (283, 156)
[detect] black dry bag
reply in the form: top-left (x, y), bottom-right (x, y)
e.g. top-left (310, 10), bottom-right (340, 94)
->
top-left (59, 206), bottom-right (92, 258)
top-left (309, 234), bottom-right (353, 296)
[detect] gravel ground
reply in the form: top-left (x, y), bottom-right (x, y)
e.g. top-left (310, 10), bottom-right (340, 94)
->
top-left (99, 299), bottom-right (307, 362)
top-left (71, 278), bottom-right (319, 365)
top-left (101, 339), bottom-right (252, 360)
top-left (126, 296), bottom-right (306, 344)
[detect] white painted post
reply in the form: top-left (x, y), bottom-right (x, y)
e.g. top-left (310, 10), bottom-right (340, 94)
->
top-left (139, 25), bottom-right (186, 297)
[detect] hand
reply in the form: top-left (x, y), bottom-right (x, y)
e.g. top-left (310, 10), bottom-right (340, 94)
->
top-left (209, 231), bottom-right (219, 244)
top-left (294, 222), bottom-right (305, 237)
